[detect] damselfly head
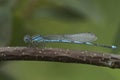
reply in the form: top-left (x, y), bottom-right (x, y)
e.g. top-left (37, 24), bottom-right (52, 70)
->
top-left (24, 35), bottom-right (32, 43)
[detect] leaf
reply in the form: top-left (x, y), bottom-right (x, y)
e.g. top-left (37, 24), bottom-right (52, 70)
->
top-left (33, 6), bottom-right (87, 21)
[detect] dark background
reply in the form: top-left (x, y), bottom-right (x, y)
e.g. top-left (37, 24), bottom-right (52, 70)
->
top-left (0, 0), bottom-right (120, 80)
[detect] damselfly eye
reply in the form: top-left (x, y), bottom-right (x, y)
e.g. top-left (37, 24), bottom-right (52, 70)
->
top-left (24, 35), bottom-right (31, 43)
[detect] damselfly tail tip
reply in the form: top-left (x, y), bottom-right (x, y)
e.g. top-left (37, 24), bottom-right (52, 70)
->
top-left (111, 45), bottom-right (117, 49)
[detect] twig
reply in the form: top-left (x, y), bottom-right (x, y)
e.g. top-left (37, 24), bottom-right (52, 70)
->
top-left (0, 47), bottom-right (120, 69)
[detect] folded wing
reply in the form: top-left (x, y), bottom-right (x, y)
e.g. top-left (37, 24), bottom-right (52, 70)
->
top-left (44, 33), bottom-right (97, 42)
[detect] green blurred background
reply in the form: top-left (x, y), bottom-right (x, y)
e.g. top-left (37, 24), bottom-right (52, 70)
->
top-left (1, 0), bottom-right (120, 80)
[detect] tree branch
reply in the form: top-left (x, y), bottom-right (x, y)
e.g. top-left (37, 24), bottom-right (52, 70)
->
top-left (0, 47), bottom-right (120, 69)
